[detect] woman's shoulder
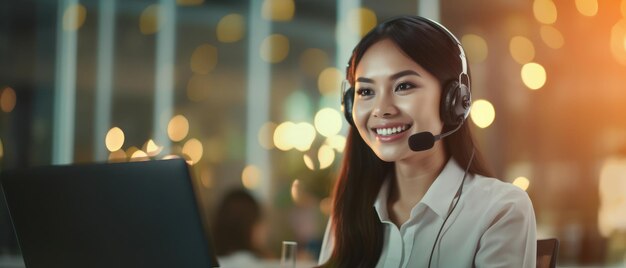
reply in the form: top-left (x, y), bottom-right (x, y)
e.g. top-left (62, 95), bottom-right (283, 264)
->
top-left (467, 174), bottom-right (534, 211)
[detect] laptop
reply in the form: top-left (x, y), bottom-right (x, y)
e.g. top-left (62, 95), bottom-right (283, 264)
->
top-left (0, 159), bottom-right (219, 268)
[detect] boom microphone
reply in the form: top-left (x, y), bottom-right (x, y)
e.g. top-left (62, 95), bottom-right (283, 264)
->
top-left (408, 122), bottom-right (463, 151)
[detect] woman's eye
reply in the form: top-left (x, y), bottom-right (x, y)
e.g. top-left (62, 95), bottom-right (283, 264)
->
top-left (356, 88), bottom-right (373, 96)
top-left (395, 82), bottom-right (415, 91)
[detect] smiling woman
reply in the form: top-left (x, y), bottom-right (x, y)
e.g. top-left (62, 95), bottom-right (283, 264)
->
top-left (318, 16), bottom-right (537, 268)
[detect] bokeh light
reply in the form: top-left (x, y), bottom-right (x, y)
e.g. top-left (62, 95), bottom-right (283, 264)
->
top-left (318, 145), bottom-right (335, 169)
top-left (610, 20), bottom-right (626, 66)
top-left (260, 34), bottom-right (289, 63)
top-left (347, 7), bottom-right (377, 37)
top-left (521, 62), bottom-right (547, 90)
top-left (140, 4), bottom-right (161, 35)
top-left (314, 108), bottom-right (342, 137)
top-left (261, 0), bottom-right (295, 21)
top-left (300, 48), bottom-right (330, 77)
top-left (470, 99), bottom-right (496, 129)
top-left (108, 149), bottom-right (127, 162)
top-left (533, 0), bottom-right (557, 24)
top-left (217, 14), bottom-right (245, 43)
top-left (461, 34), bottom-right (488, 64)
top-left (105, 127), bottom-right (125, 152)
top-left (63, 3), bottom-right (86, 31)
top-left (168, 115), bottom-right (189, 142)
top-left (540, 25), bottom-right (564, 49)
top-left (186, 74), bottom-right (211, 102)
top-left (258, 122), bottom-right (277, 150)
top-left (303, 154), bottom-right (315, 170)
top-left (320, 197), bottom-right (332, 215)
top-left (513, 176), bottom-right (530, 191)
top-left (509, 36), bottom-right (535, 64)
top-left (200, 167), bottom-right (214, 188)
top-left (317, 67), bottom-right (343, 95)
top-left (290, 179), bottom-right (300, 203)
top-left (176, 0), bottom-right (204, 6)
top-left (190, 44), bottom-right (218, 75)
top-left (182, 138), bottom-right (203, 165)
top-left (1, 87), bottom-right (16, 113)
top-left (325, 135), bottom-right (347, 153)
top-left (293, 122), bottom-right (316, 152)
top-left (143, 139), bottom-right (163, 157)
top-left (242, 165), bottom-right (261, 190)
top-left (575, 0), bottom-right (598, 17)
top-left (273, 121), bottom-right (296, 151)
top-left (130, 150), bottom-right (149, 161)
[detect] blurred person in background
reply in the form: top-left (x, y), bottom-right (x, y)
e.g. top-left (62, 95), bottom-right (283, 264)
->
top-left (318, 15), bottom-right (537, 267)
top-left (212, 188), bottom-right (273, 268)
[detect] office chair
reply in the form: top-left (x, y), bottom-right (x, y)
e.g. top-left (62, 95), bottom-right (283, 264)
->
top-left (537, 238), bottom-right (559, 268)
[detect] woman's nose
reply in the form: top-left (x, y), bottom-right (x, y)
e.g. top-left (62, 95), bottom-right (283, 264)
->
top-left (372, 95), bottom-right (398, 118)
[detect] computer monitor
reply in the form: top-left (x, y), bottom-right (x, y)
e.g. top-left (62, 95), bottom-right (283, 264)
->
top-left (0, 159), bottom-right (219, 268)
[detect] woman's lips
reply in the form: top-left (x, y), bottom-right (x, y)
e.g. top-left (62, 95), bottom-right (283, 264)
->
top-left (371, 124), bottom-right (412, 142)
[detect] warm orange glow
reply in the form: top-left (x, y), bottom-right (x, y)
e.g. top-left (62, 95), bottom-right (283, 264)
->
top-left (261, 0), bottom-right (295, 21)
top-left (533, 0), bottom-right (557, 24)
top-left (610, 20), bottom-right (626, 66)
top-left (540, 25), bottom-right (564, 49)
top-left (509, 36), bottom-right (535, 64)
top-left (63, 3), bottom-right (86, 31)
top-left (260, 34), bottom-right (289, 63)
top-left (320, 197), bottom-right (332, 215)
top-left (190, 44), bottom-right (218, 75)
top-left (258, 122), bottom-right (277, 150)
top-left (217, 14), bottom-right (245, 43)
top-left (140, 4), bottom-right (161, 35)
top-left (0, 138), bottom-right (4, 159)
top-left (300, 48), bottom-right (329, 77)
top-left (242, 165), bottom-right (261, 190)
top-left (575, 0), bottom-right (598, 17)
top-left (0, 87), bottom-right (16, 113)
top-left (317, 67), bottom-right (342, 95)
top-left (347, 8), bottom-right (377, 37)
top-left (461, 34), bottom-right (488, 64)
top-left (108, 149), bottom-right (127, 162)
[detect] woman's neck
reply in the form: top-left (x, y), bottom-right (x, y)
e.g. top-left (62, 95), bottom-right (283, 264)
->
top-left (387, 143), bottom-right (448, 225)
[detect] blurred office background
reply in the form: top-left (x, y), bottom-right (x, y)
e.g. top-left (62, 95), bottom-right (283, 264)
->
top-left (1, 0), bottom-right (626, 266)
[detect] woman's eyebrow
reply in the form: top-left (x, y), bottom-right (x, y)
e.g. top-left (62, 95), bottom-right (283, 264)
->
top-left (356, 70), bottom-right (421, 84)
top-left (390, 70), bottom-right (421, 80)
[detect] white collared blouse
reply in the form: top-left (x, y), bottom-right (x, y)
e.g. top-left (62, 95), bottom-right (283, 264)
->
top-left (318, 158), bottom-right (537, 268)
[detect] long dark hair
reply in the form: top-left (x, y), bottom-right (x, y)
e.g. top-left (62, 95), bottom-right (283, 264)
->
top-left (321, 16), bottom-right (494, 267)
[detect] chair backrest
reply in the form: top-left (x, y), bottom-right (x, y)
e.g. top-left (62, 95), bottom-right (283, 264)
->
top-left (537, 238), bottom-right (559, 268)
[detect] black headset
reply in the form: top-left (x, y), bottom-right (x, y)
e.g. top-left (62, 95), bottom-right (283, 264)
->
top-left (340, 16), bottom-right (472, 127)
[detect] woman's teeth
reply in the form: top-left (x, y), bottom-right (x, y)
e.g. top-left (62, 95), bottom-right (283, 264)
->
top-left (375, 125), bottom-right (409, 136)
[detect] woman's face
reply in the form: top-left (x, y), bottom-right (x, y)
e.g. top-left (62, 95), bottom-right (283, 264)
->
top-left (353, 39), bottom-right (444, 162)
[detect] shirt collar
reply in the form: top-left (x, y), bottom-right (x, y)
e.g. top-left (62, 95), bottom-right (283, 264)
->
top-left (373, 158), bottom-right (468, 221)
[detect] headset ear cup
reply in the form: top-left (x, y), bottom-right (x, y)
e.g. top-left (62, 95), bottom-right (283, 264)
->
top-left (441, 81), bottom-right (460, 125)
top-left (342, 87), bottom-right (355, 126)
